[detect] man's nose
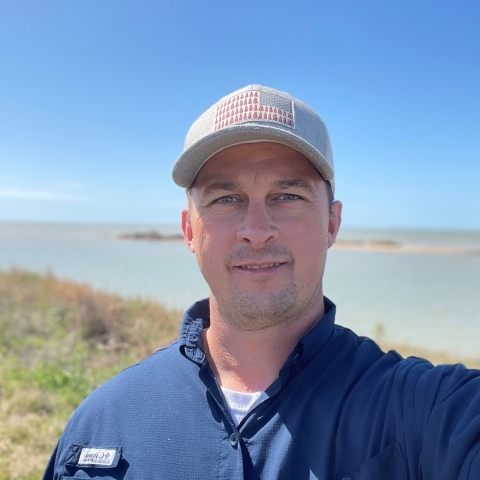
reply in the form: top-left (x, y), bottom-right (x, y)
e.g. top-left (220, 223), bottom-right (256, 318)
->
top-left (236, 202), bottom-right (279, 248)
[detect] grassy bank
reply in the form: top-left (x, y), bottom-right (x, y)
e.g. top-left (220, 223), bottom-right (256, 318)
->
top-left (0, 269), bottom-right (182, 479)
top-left (1, 269), bottom-right (478, 479)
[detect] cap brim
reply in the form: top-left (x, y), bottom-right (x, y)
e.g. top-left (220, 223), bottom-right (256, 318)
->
top-left (172, 123), bottom-right (334, 190)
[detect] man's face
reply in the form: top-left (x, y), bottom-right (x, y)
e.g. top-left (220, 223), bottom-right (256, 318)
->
top-left (182, 142), bottom-right (342, 331)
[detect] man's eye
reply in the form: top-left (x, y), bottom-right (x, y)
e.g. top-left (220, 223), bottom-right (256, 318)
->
top-left (279, 193), bottom-right (302, 201)
top-left (214, 195), bottom-right (237, 204)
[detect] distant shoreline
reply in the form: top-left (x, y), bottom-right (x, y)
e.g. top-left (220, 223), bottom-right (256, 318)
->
top-left (118, 231), bottom-right (480, 255)
top-left (332, 240), bottom-right (480, 256)
top-left (118, 231), bottom-right (184, 242)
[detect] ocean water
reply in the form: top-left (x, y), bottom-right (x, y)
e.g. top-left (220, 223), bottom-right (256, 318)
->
top-left (1, 221), bottom-right (479, 358)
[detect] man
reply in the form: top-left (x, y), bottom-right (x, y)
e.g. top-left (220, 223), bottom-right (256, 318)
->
top-left (44, 85), bottom-right (480, 479)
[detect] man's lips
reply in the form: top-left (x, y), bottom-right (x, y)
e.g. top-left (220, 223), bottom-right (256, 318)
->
top-left (234, 262), bottom-right (287, 270)
top-left (227, 245), bottom-right (293, 272)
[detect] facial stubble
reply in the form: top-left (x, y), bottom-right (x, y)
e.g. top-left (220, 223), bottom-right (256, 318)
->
top-left (212, 245), bottom-right (324, 332)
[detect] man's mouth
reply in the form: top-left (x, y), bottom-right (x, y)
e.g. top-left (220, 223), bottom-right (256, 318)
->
top-left (236, 262), bottom-right (285, 270)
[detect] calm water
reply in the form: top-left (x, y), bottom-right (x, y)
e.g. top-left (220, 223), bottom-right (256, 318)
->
top-left (1, 222), bottom-right (479, 358)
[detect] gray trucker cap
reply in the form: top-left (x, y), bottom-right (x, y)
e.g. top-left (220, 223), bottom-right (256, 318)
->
top-left (172, 84), bottom-right (335, 193)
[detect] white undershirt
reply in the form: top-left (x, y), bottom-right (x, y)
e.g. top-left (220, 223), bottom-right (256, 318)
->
top-left (220, 386), bottom-right (269, 426)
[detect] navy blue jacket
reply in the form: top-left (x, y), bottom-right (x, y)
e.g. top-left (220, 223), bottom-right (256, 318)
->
top-left (43, 298), bottom-right (480, 479)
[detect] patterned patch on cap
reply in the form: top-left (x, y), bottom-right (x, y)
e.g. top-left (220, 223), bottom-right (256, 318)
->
top-left (213, 89), bottom-right (295, 132)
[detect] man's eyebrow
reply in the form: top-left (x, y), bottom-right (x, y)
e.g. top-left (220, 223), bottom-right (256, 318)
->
top-left (201, 181), bottom-right (241, 198)
top-left (272, 179), bottom-right (316, 196)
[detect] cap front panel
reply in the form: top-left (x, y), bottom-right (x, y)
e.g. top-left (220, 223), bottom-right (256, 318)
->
top-left (213, 88), bottom-right (295, 132)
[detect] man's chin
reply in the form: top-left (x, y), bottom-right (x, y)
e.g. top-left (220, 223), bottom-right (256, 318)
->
top-left (217, 288), bottom-right (299, 331)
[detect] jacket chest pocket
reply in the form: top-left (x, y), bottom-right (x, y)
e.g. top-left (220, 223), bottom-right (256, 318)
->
top-left (341, 443), bottom-right (408, 480)
top-left (62, 444), bottom-right (125, 479)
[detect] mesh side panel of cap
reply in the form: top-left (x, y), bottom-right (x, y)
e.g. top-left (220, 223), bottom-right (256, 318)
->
top-left (293, 101), bottom-right (333, 167)
top-left (184, 106), bottom-right (216, 148)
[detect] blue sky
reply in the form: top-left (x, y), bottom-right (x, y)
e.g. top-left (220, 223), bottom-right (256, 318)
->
top-left (1, 0), bottom-right (479, 229)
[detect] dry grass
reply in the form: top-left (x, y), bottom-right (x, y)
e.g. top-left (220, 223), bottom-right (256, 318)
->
top-left (378, 341), bottom-right (480, 369)
top-left (0, 268), bottom-right (182, 480)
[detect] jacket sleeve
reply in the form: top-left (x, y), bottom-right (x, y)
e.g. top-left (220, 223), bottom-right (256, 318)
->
top-left (42, 441), bottom-right (58, 480)
top-left (412, 363), bottom-right (480, 479)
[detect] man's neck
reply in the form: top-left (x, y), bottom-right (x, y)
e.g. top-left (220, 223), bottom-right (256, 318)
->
top-left (203, 299), bottom-right (325, 393)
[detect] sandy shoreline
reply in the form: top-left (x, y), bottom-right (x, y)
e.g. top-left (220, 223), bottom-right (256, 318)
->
top-left (331, 241), bottom-right (480, 256)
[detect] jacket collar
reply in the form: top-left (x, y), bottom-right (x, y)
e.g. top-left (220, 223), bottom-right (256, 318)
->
top-left (179, 297), bottom-right (337, 375)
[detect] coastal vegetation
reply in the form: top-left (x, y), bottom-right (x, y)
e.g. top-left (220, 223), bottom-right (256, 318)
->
top-left (0, 268), bottom-right (478, 479)
top-left (0, 269), bottom-right (182, 479)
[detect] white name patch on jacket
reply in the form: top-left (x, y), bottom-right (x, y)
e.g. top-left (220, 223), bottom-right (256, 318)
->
top-left (78, 447), bottom-right (116, 466)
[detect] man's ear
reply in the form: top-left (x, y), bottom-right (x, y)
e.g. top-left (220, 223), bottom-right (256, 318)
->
top-left (181, 208), bottom-right (195, 253)
top-left (327, 201), bottom-right (342, 248)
